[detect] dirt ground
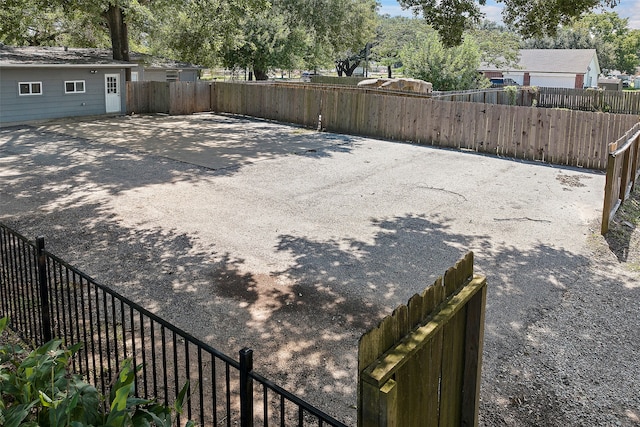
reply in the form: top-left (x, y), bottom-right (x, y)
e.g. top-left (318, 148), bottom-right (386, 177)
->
top-left (1, 113), bottom-right (639, 426)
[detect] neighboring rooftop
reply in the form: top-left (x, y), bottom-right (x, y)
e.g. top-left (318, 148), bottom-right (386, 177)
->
top-left (0, 45), bottom-right (133, 67)
top-left (481, 49), bottom-right (599, 74)
top-left (0, 45), bottom-right (199, 69)
top-left (128, 52), bottom-right (201, 70)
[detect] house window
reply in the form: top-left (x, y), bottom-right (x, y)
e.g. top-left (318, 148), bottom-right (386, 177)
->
top-left (18, 82), bottom-right (42, 96)
top-left (65, 80), bottom-right (86, 94)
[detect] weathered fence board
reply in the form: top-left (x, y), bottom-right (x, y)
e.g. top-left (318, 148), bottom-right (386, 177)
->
top-left (602, 123), bottom-right (640, 233)
top-left (127, 81), bottom-right (170, 114)
top-left (423, 86), bottom-right (640, 114)
top-left (538, 87), bottom-right (640, 114)
top-left (127, 82), bottom-right (639, 171)
top-left (358, 252), bottom-right (486, 427)
top-left (431, 88), bottom-right (536, 106)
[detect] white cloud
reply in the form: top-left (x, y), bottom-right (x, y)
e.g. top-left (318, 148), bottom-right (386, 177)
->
top-left (379, 1), bottom-right (504, 23)
top-left (479, 4), bottom-right (504, 24)
top-left (378, 3), bottom-right (413, 17)
top-left (379, 0), bottom-right (640, 30)
top-left (605, 1), bottom-right (640, 29)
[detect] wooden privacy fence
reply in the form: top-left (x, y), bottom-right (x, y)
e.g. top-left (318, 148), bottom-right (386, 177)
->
top-left (601, 122), bottom-right (640, 234)
top-left (538, 87), bottom-right (640, 115)
top-left (211, 82), bottom-right (638, 170)
top-left (127, 81), bottom-right (639, 170)
top-left (358, 252), bottom-right (487, 427)
top-left (431, 88), bottom-right (537, 106)
top-left (127, 81), bottom-right (212, 115)
top-left (431, 87), bottom-right (640, 113)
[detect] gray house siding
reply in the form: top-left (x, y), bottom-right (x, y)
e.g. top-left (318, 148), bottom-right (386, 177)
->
top-left (141, 69), bottom-right (169, 82)
top-left (137, 68), bottom-right (198, 82)
top-left (0, 68), bottom-right (126, 125)
top-left (179, 70), bottom-right (198, 82)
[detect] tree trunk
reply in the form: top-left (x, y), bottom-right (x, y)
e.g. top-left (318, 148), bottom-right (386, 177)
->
top-left (105, 4), bottom-right (131, 81)
top-left (344, 60), bottom-right (360, 77)
top-left (388, 65), bottom-right (392, 78)
top-left (254, 69), bottom-right (269, 80)
top-left (336, 59), bottom-right (360, 77)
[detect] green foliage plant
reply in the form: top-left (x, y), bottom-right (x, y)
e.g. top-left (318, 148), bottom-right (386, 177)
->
top-left (504, 85), bottom-right (519, 106)
top-left (0, 317), bottom-right (192, 427)
top-left (400, 24), bottom-right (484, 91)
top-left (529, 86), bottom-right (539, 107)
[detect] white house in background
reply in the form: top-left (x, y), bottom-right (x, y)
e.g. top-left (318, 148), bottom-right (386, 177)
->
top-left (480, 49), bottom-right (601, 89)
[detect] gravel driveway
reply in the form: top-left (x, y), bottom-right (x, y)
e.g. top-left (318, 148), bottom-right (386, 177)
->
top-left (1, 113), bottom-right (638, 426)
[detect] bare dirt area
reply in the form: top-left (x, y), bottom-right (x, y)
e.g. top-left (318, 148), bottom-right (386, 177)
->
top-left (1, 113), bottom-right (639, 426)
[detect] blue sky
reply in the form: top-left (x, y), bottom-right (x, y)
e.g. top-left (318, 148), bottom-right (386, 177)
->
top-left (378, 0), bottom-right (640, 29)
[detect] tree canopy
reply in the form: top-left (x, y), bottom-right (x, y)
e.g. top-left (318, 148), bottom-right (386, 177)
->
top-left (398, 0), bottom-right (621, 47)
top-left (522, 11), bottom-right (640, 74)
top-left (1, 0), bottom-right (637, 81)
top-left (372, 16), bottom-right (519, 87)
top-left (217, 0), bottom-right (378, 78)
top-left (0, 0), bottom-right (377, 79)
top-left (220, 9), bottom-right (308, 79)
top-left (401, 26), bottom-right (485, 90)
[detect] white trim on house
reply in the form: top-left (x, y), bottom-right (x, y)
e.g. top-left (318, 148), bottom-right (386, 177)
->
top-left (64, 80), bottom-right (86, 94)
top-left (18, 81), bottom-right (42, 96)
top-left (104, 73), bottom-right (121, 113)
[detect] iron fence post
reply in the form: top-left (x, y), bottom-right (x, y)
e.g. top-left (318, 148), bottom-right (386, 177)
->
top-left (239, 347), bottom-right (254, 427)
top-left (36, 236), bottom-right (52, 343)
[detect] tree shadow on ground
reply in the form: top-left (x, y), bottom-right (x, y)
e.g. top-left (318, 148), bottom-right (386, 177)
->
top-left (201, 212), bottom-right (638, 425)
top-left (34, 113), bottom-right (356, 173)
top-left (1, 124), bottom-right (638, 426)
top-left (0, 125), bottom-right (208, 211)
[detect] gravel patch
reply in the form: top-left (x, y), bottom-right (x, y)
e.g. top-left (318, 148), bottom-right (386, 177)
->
top-left (1, 114), bottom-right (638, 426)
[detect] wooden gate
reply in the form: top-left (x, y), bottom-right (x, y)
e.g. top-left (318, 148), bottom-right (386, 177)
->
top-left (358, 252), bottom-right (487, 426)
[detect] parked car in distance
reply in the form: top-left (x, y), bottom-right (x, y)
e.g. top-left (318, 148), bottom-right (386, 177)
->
top-left (302, 71), bottom-right (320, 82)
top-left (490, 77), bottom-right (519, 87)
top-left (621, 76), bottom-right (630, 87)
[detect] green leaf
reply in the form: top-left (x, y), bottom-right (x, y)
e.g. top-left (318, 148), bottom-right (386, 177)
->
top-left (126, 397), bottom-right (154, 406)
top-left (70, 382), bottom-right (102, 424)
top-left (109, 360), bottom-right (136, 411)
top-left (130, 410), bottom-right (153, 427)
top-left (2, 401), bottom-right (37, 427)
top-left (66, 388), bottom-right (80, 413)
top-left (0, 316), bottom-right (8, 334)
top-left (38, 390), bottom-right (54, 408)
top-left (105, 408), bottom-right (130, 427)
top-left (132, 407), bottom-right (170, 427)
top-left (173, 380), bottom-right (190, 413)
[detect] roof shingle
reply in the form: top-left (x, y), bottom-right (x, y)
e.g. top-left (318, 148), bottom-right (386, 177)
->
top-left (481, 49), bottom-right (598, 74)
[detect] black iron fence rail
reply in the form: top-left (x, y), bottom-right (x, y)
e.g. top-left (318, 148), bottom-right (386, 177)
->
top-left (0, 223), bottom-right (348, 427)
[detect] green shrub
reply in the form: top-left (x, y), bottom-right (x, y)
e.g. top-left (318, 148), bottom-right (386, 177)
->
top-left (0, 317), bottom-right (192, 427)
top-left (504, 85), bottom-right (518, 105)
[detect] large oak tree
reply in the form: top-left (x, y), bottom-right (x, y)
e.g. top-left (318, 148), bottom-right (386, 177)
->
top-left (399, 0), bottom-right (620, 46)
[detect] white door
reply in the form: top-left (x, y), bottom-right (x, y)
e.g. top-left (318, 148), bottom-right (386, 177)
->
top-left (105, 74), bottom-right (121, 113)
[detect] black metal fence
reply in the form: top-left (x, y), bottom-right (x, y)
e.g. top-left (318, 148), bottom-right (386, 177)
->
top-left (0, 223), bottom-right (348, 427)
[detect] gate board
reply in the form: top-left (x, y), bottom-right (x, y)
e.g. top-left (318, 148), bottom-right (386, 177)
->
top-left (357, 252), bottom-right (487, 427)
